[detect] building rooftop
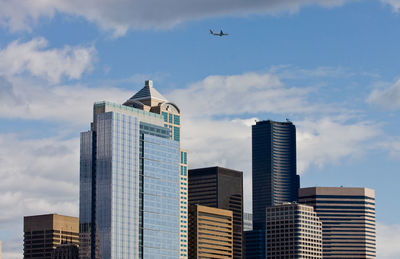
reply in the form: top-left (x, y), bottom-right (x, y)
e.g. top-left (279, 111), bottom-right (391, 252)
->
top-left (125, 80), bottom-right (168, 103)
top-left (255, 119), bottom-right (293, 125)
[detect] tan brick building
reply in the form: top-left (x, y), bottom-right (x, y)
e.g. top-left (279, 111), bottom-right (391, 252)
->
top-left (189, 205), bottom-right (233, 259)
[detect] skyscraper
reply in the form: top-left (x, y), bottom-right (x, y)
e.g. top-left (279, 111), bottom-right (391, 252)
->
top-left (250, 120), bottom-right (300, 258)
top-left (299, 187), bottom-right (376, 258)
top-left (23, 214), bottom-right (79, 259)
top-left (188, 166), bottom-right (243, 259)
top-left (252, 120), bottom-right (299, 230)
top-left (266, 203), bottom-right (322, 258)
top-left (79, 80), bottom-right (187, 259)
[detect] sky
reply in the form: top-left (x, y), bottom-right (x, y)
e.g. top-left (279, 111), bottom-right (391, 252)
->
top-left (0, 0), bottom-right (400, 257)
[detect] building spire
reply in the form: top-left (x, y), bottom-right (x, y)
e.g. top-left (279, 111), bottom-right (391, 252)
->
top-left (123, 80), bottom-right (168, 108)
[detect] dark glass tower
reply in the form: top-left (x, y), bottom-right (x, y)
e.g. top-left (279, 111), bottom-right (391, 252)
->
top-left (188, 166), bottom-right (243, 259)
top-left (249, 120), bottom-right (299, 258)
top-left (252, 120), bottom-right (299, 230)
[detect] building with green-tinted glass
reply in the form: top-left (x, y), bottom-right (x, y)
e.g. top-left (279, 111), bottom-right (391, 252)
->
top-left (79, 80), bottom-right (188, 259)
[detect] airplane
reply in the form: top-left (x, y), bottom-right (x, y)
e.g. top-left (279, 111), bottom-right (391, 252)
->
top-left (210, 29), bottom-right (229, 36)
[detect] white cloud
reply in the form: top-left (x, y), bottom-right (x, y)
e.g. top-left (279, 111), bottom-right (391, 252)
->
top-left (381, 0), bottom-right (400, 12)
top-left (1, 252), bottom-right (21, 259)
top-left (0, 134), bottom-right (80, 258)
top-left (377, 222), bottom-right (400, 258)
top-left (169, 72), bottom-right (317, 117)
top-left (181, 117), bottom-right (254, 211)
top-left (0, 38), bottom-right (96, 83)
top-left (379, 137), bottom-right (400, 159)
top-left (297, 118), bottom-right (381, 172)
top-left (0, 0), bottom-right (351, 36)
top-left (367, 79), bottom-right (400, 109)
top-left (0, 77), bottom-right (130, 126)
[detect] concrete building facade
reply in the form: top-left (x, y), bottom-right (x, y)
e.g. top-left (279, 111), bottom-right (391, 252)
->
top-left (299, 187), bottom-right (376, 258)
top-left (188, 205), bottom-right (233, 259)
top-left (23, 214), bottom-right (79, 259)
top-left (188, 166), bottom-right (243, 259)
top-left (266, 203), bottom-right (322, 258)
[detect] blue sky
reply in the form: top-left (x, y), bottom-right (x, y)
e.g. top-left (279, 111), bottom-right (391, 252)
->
top-left (1, 0), bottom-right (400, 257)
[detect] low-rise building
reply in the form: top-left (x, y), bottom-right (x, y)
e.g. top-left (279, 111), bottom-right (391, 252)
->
top-left (24, 214), bottom-right (79, 259)
top-left (189, 205), bottom-right (233, 259)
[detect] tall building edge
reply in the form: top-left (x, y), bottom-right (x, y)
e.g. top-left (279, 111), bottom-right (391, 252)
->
top-left (79, 130), bottom-right (97, 259)
top-left (179, 149), bottom-right (189, 258)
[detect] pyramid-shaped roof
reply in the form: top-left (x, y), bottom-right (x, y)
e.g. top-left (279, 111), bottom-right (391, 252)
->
top-left (126, 80), bottom-right (168, 103)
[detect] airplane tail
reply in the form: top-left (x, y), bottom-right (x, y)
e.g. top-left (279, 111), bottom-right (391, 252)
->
top-left (210, 29), bottom-right (213, 34)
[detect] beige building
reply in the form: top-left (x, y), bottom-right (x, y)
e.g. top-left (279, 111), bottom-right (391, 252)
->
top-left (189, 205), bottom-right (233, 259)
top-left (0, 240), bottom-right (2, 259)
top-left (24, 214), bottom-right (79, 259)
top-left (266, 203), bottom-right (323, 258)
top-left (299, 187), bottom-right (376, 258)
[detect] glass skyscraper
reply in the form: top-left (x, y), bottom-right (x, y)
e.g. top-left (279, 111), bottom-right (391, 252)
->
top-left (250, 120), bottom-right (300, 258)
top-left (79, 80), bottom-right (188, 259)
top-left (252, 120), bottom-right (299, 229)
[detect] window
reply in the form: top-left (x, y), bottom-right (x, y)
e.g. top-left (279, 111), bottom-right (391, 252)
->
top-left (174, 127), bottom-right (180, 141)
top-left (174, 115), bottom-right (180, 125)
top-left (162, 112), bottom-right (168, 122)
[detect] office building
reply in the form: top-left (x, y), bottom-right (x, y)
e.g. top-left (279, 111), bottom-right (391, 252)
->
top-left (79, 80), bottom-right (187, 259)
top-left (251, 120), bottom-right (300, 257)
top-left (52, 243), bottom-right (79, 259)
top-left (244, 229), bottom-right (265, 259)
top-left (188, 166), bottom-right (243, 258)
top-left (266, 203), bottom-right (322, 258)
top-left (188, 205), bottom-right (233, 259)
top-left (24, 214), bottom-right (79, 259)
top-left (243, 212), bottom-right (252, 231)
top-left (252, 120), bottom-right (299, 230)
top-left (299, 187), bottom-right (376, 258)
